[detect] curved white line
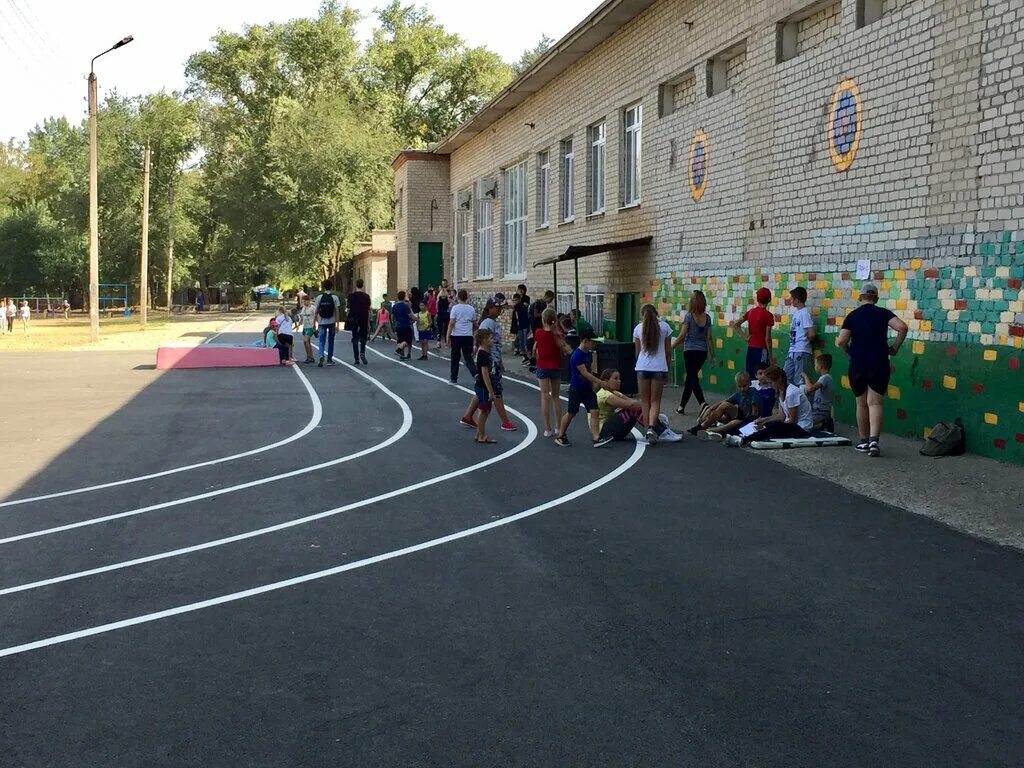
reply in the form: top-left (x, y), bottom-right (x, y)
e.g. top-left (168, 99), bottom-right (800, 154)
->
top-left (0, 435), bottom-right (643, 658)
top-left (0, 361), bottom-right (411, 545)
top-left (0, 364), bottom-right (322, 510)
top-left (203, 313), bottom-right (254, 344)
top-left (0, 344), bottom-right (531, 591)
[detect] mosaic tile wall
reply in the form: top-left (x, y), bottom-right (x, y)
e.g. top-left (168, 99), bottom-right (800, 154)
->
top-left (649, 227), bottom-right (1024, 463)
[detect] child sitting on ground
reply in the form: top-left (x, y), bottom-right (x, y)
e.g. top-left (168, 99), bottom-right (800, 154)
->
top-left (554, 329), bottom-right (606, 447)
top-left (594, 369), bottom-right (683, 446)
top-left (689, 371), bottom-right (757, 439)
top-left (802, 353), bottom-right (835, 432)
top-left (264, 319), bottom-right (294, 366)
top-left (729, 366), bottom-right (812, 447)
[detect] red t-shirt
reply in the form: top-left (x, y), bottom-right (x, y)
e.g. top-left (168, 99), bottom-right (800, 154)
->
top-left (534, 328), bottom-right (562, 370)
top-left (743, 306), bottom-right (774, 349)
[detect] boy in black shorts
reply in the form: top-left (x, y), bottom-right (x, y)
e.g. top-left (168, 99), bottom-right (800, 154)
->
top-left (471, 328), bottom-right (498, 444)
top-left (554, 329), bottom-right (607, 447)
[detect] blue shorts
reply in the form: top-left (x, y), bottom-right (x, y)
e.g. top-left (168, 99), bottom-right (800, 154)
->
top-left (302, 328), bottom-right (315, 338)
top-left (535, 368), bottom-right (561, 380)
top-left (474, 384), bottom-right (493, 413)
top-left (419, 329), bottom-right (433, 341)
top-left (745, 347), bottom-right (769, 378)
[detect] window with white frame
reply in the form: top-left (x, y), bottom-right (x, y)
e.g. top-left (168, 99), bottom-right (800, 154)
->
top-left (561, 138), bottom-right (575, 221)
top-left (584, 293), bottom-right (605, 330)
top-left (556, 292), bottom-right (575, 316)
top-left (503, 161), bottom-right (528, 278)
top-left (475, 183), bottom-right (494, 278)
top-left (537, 151), bottom-right (550, 227)
top-left (622, 103), bottom-right (643, 206)
top-left (455, 206), bottom-right (470, 282)
top-left (588, 122), bottom-right (606, 214)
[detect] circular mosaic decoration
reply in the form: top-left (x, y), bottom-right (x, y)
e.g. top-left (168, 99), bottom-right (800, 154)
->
top-left (828, 79), bottom-right (862, 172)
top-left (689, 128), bottom-right (709, 201)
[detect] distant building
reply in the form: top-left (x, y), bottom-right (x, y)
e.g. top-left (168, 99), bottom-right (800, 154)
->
top-left (352, 230), bottom-right (397, 304)
top-left (394, 0), bottom-right (1024, 462)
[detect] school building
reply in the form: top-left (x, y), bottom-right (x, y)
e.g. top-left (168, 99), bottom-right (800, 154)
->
top-left (393, 0), bottom-right (1024, 462)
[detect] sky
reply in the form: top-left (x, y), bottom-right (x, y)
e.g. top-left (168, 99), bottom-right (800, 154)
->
top-left (0, 0), bottom-right (600, 142)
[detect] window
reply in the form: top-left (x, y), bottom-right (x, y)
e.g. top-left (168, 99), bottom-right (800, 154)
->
top-left (503, 161), bottom-right (528, 278)
top-left (587, 122), bottom-right (606, 214)
top-left (707, 41), bottom-right (747, 96)
top-left (561, 138), bottom-right (575, 221)
top-left (622, 103), bottom-right (643, 207)
top-left (584, 293), bottom-right (605, 330)
top-left (455, 206), bottom-right (470, 282)
top-left (556, 292), bottom-right (575, 315)
top-left (777, 1), bottom-right (841, 62)
top-left (537, 151), bottom-right (550, 227)
top-left (475, 182), bottom-right (494, 278)
top-left (856, 0), bottom-right (911, 27)
top-left (659, 71), bottom-right (697, 117)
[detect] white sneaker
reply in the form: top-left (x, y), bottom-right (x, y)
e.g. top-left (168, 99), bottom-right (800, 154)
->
top-left (659, 429), bottom-right (683, 443)
top-left (658, 413), bottom-right (670, 428)
top-left (725, 435), bottom-right (742, 447)
top-left (543, 430), bottom-right (555, 438)
top-left (646, 428), bottom-right (658, 445)
top-left (701, 430), bottom-right (724, 442)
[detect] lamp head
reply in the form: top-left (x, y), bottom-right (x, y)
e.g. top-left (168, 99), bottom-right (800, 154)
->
top-left (113, 36), bottom-right (134, 49)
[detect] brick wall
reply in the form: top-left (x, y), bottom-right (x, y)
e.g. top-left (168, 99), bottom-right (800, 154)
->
top-left (397, 0), bottom-right (1023, 461)
top-left (393, 153), bottom-right (452, 291)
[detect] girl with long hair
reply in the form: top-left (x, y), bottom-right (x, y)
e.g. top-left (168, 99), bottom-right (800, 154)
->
top-left (672, 290), bottom-right (715, 416)
top-left (534, 307), bottom-right (568, 437)
top-left (633, 303), bottom-right (673, 445)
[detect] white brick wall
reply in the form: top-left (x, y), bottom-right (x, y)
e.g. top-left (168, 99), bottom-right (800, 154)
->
top-left (396, 0), bottom-right (1022, 322)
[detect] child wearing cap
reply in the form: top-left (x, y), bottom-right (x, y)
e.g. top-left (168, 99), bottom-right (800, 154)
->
top-left (732, 287), bottom-right (775, 379)
top-left (554, 330), bottom-right (606, 447)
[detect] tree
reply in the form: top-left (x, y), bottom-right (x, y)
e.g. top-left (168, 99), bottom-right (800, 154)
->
top-left (514, 35), bottom-right (554, 75)
top-left (363, 1), bottom-right (514, 146)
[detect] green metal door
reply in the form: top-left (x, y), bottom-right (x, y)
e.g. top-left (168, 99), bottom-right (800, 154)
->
top-left (615, 292), bottom-right (641, 342)
top-left (417, 242), bottom-right (444, 289)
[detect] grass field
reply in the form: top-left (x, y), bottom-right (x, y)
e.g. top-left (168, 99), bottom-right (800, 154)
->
top-left (0, 311), bottom-right (249, 351)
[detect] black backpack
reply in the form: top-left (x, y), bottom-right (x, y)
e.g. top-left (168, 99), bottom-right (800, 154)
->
top-left (920, 419), bottom-right (966, 457)
top-left (317, 292), bottom-right (336, 321)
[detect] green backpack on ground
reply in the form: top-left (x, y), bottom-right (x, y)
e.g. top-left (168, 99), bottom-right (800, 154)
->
top-left (920, 419), bottom-right (966, 457)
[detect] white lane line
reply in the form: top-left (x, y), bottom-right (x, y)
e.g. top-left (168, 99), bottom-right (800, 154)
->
top-left (203, 313), bottom-right (254, 344)
top-left (0, 434), bottom-right (643, 658)
top-left (0, 362), bottom-right (410, 545)
top-left (0, 364), bottom-right (321, 510)
top-left (0, 348), bottom-right (535, 594)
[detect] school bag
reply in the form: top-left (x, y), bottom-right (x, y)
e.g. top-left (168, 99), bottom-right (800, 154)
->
top-left (317, 292), bottom-right (336, 321)
top-left (920, 419), bottom-right (966, 457)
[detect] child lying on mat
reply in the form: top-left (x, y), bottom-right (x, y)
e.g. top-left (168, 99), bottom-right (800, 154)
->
top-left (688, 371), bottom-right (758, 439)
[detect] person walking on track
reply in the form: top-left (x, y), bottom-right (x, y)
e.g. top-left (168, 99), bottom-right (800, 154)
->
top-left (837, 282), bottom-right (908, 457)
top-left (347, 278), bottom-right (371, 366)
top-left (314, 279), bottom-right (341, 367)
top-left (447, 289), bottom-right (478, 385)
top-left (672, 290), bottom-right (715, 417)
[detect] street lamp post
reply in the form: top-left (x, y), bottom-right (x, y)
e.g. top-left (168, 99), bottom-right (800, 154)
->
top-left (87, 35), bottom-right (134, 342)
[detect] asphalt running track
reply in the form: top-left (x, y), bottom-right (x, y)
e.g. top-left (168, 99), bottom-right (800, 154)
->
top-left (1, 323), bottom-right (1022, 767)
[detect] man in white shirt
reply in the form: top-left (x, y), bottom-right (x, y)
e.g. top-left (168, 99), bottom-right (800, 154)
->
top-left (446, 288), bottom-right (478, 385)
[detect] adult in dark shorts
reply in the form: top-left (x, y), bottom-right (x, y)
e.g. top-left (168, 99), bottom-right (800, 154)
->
top-left (837, 282), bottom-right (908, 457)
top-left (347, 278), bottom-right (371, 365)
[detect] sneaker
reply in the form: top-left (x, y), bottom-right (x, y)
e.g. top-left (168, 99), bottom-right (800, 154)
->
top-left (543, 430), bottom-right (555, 438)
top-left (659, 429), bottom-right (683, 443)
top-left (593, 436), bottom-right (615, 448)
top-left (646, 428), bottom-right (658, 446)
top-left (725, 435), bottom-right (742, 447)
top-left (448, 380), bottom-right (458, 386)
top-left (686, 425), bottom-right (700, 436)
top-left (353, 358), bottom-right (361, 365)
top-left (360, 354), bottom-right (368, 365)
top-left (855, 439), bottom-right (871, 453)
top-left (304, 358), bottom-right (316, 364)
top-left (501, 422), bottom-right (518, 432)
top-left (394, 349), bottom-right (404, 358)
top-left (701, 430), bottom-right (724, 442)
top-left (554, 435), bottom-right (571, 447)
top-left (317, 357), bottom-right (324, 368)
top-left (658, 414), bottom-right (671, 429)
top-left (418, 355), bottom-right (428, 361)
top-left (460, 416), bottom-right (478, 429)
top-left (327, 359), bottom-right (336, 367)
top-left (675, 406), bottom-right (685, 415)
top-left (868, 441), bottom-right (881, 458)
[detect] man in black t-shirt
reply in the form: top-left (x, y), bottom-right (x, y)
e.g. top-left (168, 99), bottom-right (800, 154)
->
top-left (837, 283), bottom-right (908, 457)
top-left (347, 279), bottom-right (372, 365)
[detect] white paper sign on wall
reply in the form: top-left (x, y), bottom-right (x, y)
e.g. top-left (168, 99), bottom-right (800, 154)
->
top-left (856, 259), bottom-right (871, 280)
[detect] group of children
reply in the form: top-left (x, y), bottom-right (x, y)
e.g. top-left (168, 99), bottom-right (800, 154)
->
top-left (0, 299), bottom-right (30, 335)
